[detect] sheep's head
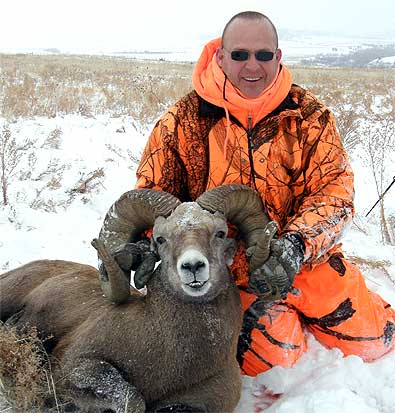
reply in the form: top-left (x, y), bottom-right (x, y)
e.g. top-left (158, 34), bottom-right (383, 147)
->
top-left (151, 203), bottom-right (236, 302)
top-left (93, 184), bottom-right (277, 304)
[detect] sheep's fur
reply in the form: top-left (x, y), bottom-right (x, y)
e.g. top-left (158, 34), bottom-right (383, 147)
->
top-left (0, 201), bottom-right (243, 413)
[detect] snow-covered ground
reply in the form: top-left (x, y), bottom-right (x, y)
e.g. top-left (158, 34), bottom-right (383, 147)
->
top-left (0, 114), bottom-right (394, 412)
top-left (2, 31), bottom-right (394, 66)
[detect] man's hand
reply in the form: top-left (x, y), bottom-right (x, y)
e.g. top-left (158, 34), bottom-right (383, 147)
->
top-left (113, 239), bottom-right (152, 273)
top-left (113, 239), bottom-right (160, 289)
top-left (249, 233), bottom-right (305, 301)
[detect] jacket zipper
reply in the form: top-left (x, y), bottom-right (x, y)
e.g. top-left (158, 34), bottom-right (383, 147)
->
top-left (247, 114), bottom-right (258, 191)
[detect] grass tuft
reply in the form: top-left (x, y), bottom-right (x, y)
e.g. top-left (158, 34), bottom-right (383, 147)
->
top-left (0, 322), bottom-right (62, 412)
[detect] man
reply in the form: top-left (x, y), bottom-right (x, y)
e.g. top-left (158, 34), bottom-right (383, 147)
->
top-left (135, 11), bottom-right (395, 376)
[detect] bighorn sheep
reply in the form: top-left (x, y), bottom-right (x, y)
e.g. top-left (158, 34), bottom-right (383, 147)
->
top-left (0, 184), bottom-right (276, 413)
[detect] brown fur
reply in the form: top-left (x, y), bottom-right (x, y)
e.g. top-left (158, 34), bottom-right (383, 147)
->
top-left (0, 206), bottom-right (243, 413)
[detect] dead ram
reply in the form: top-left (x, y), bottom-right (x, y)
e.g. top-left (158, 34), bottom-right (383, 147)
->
top-left (0, 184), bottom-right (276, 413)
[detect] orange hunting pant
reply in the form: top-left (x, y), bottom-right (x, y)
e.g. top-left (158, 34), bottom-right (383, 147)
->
top-left (235, 252), bottom-right (395, 377)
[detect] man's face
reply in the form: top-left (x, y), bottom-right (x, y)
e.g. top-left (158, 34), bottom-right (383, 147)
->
top-left (216, 18), bottom-right (282, 99)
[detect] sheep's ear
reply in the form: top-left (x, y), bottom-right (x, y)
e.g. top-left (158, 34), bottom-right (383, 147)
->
top-left (133, 253), bottom-right (157, 289)
top-left (224, 238), bottom-right (237, 266)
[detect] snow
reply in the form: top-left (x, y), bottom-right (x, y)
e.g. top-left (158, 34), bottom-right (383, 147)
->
top-left (1, 111), bottom-right (394, 412)
top-left (3, 31), bottom-right (394, 66)
top-left (238, 336), bottom-right (395, 413)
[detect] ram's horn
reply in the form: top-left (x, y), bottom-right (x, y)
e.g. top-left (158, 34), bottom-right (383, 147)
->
top-left (94, 189), bottom-right (181, 303)
top-left (196, 184), bottom-right (277, 274)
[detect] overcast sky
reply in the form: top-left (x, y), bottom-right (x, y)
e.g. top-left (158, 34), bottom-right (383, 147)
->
top-left (1, 0), bottom-right (395, 52)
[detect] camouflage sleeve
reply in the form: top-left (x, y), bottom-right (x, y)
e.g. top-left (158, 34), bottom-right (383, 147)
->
top-left (135, 109), bottom-right (190, 200)
top-left (284, 110), bottom-right (355, 263)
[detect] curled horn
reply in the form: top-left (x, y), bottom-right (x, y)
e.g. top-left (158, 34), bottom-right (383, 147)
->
top-left (196, 184), bottom-right (277, 274)
top-left (92, 189), bottom-right (181, 303)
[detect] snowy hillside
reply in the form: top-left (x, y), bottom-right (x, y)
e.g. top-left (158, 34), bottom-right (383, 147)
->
top-left (3, 30), bottom-right (394, 68)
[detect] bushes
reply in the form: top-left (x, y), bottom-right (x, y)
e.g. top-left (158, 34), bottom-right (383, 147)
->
top-left (0, 323), bottom-right (62, 412)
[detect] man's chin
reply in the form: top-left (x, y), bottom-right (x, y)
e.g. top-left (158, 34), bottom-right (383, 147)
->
top-left (236, 80), bottom-right (267, 99)
top-left (239, 86), bottom-right (265, 99)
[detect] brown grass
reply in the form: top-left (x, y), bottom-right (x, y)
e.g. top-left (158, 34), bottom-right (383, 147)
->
top-left (0, 54), bottom-right (193, 123)
top-left (347, 255), bottom-right (395, 286)
top-left (0, 322), bottom-right (63, 412)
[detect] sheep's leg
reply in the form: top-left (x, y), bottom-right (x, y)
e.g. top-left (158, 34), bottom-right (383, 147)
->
top-left (67, 359), bottom-right (145, 413)
top-left (149, 364), bottom-right (241, 413)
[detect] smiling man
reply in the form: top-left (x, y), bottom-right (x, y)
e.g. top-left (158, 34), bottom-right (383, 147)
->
top-left (216, 14), bottom-right (281, 98)
top-left (136, 11), bottom-right (395, 376)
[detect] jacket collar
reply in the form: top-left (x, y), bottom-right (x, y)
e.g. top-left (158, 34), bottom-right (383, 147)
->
top-left (198, 89), bottom-right (300, 128)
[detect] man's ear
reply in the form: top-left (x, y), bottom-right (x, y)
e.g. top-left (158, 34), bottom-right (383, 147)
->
top-left (216, 47), bottom-right (224, 68)
top-left (275, 48), bottom-right (282, 63)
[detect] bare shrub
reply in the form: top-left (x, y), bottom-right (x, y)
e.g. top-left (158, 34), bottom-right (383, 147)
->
top-left (0, 322), bottom-right (61, 412)
top-left (347, 256), bottom-right (395, 287)
top-left (28, 160), bottom-right (70, 212)
top-left (332, 104), bottom-right (361, 152)
top-left (33, 159), bottom-right (67, 184)
top-left (68, 168), bottom-right (105, 195)
top-left (19, 152), bottom-right (38, 180)
top-left (30, 194), bottom-right (67, 213)
top-left (360, 114), bottom-right (395, 244)
top-left (42, 127), bottom-right (63, 149)
top-left (351, 214), bottom-right (369, 235)
top-left (127, 149), bottom-right (141, 166)
top-left (388, 213), bottom-right (395, 244)
top-left (291, 67), bottom-right (395, 154)
top-left (0, 124), bottom-right (35, 205)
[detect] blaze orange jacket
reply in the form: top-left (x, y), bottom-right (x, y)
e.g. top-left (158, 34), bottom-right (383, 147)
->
top-left (136, 38), bottom-right (354, 265)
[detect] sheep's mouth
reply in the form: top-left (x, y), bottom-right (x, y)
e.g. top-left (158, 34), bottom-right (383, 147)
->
top-left (181, 279), bottom-right (212, 298)
top-left (186, 280), bottom-right (207, 289)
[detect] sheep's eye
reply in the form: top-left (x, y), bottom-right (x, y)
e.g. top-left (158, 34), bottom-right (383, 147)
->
top-left (156, 236), bottom-right (166, 245)
top-left (215, 230), bottom-right (226, 239)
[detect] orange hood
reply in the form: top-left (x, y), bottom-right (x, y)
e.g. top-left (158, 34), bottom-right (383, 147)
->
top-left (192, 38), bottom-right (292, 129)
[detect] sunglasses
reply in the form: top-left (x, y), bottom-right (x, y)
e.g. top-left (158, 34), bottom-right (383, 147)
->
top-left (223, 48), bottom-right (276, 62)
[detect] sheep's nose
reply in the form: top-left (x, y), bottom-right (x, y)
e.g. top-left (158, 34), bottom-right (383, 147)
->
top-left (181, 260), bottom-right (205, 275)
top-left (177, 250), bottom-right (209, 284)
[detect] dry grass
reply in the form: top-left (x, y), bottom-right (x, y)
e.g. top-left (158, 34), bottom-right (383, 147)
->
top-left (0, 53), bottom-right (193, 123)
top-left (1, 54), bottom-right (393, 148)
top-left (0, 322), bottom-right (64, 412)
top-left (291, 65), bottom-right (395, 152)
top-left (347, 255), bottom-right (395, 287)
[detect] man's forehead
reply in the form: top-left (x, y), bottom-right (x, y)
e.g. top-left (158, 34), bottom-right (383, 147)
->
top-left (222, 18), bottom-right (276, 47)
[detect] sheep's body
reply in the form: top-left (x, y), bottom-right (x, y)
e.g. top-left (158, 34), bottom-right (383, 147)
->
top-left (0, 202), bottom-right (243, 413)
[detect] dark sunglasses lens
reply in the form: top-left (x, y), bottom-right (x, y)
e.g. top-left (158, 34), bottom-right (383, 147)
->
top-left (231, 50), bottom-right (249, 61)
top-left (255, 51), bottom-right (275, 61)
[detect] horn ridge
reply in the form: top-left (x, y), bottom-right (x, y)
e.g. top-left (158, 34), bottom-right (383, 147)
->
top-left (96, 188), bottom-right (181, 303)
top-left (196, 184), bottom-right (270, 247)
top-left (99, 189), bottom-right (181, 254)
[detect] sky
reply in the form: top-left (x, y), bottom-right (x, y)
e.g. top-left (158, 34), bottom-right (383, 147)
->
top-left (1, 0), bottom-right (395, 53)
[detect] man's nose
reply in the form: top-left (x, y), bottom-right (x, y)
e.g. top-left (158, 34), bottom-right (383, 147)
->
top-left (244, 56), bottom-right (261, 70)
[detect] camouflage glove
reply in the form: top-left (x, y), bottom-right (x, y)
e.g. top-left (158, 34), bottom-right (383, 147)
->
top-left (113, 239), bottom-right (160, 289)
top-left (113, 239), bottom-right (153, 273)
top-left (249, 232), bottom-right (305, 301)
